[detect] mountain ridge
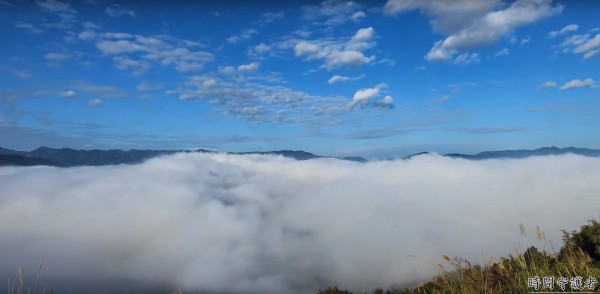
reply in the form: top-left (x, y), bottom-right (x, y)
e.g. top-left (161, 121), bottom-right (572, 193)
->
top-left (0, 146), bottom-right (599, 167)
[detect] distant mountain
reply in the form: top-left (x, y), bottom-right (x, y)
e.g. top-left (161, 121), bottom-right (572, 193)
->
top-left (0, 147), bottom-right (367, 167)
top-left (444, 146), bottom-right (600, 160)
top-left (0, 154), bottom-right (58, 166)
top-left (2, 146), bottom-right (597, 167)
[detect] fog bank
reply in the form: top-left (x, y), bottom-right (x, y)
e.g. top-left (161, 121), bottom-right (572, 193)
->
top-left (1, 153), bottom-right (599, 293)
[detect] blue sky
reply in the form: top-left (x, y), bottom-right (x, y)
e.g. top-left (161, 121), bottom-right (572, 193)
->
top-left (0, 0), bottom-right (599, 158)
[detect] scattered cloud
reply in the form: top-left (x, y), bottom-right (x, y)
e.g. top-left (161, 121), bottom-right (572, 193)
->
top-left (548, 24), bottom-right (578, 38)
top-left (15, 21), bottom-right (43, 33)
top-left (36, 0), bottom-right (77, 29)
top-left (88, 98), bottom-right (103, 107)
top-left (559, 78), bottom-right (596, 90)
top-left (303, 0), bottom-right (365, 26)
top-left (293, 27), bottom-right (377, 70)
top-left (0, 67), bottom-right (32, 79)
top-left (137, 82), bottom-right (164, 92)
top-left (251, 43), bottom-right (272, 55)
top-left (327, 74), bottom-right (364, 84)
top-left (167, 75), bottom-right (352, 124)
top-left (227, 29), bottom-right (258, 44)
top-left (79, 31), bottom-right (214, 74)
top-left (106, 5), bottom-right (136, 17)
top-left (259, 11), bottom-right (284, 25)
top-left (494, 48), bottom-right (509, 57)
top-left (350, 83), bottom-right (389, 108)
top-left (0, 154), bottom-right (598, 293)
top-left (72, 80), bottom-right (128, 98)
top-left (113, 56), bottom-right (150, 76)
top-left (541, 81), bottom-right (557, 88)
top-left (424, 95), bottom-right (450, 106)
top-left (557, 30), bottom-right (600, 60)
top-left (57, 90), bottom-right (76, 98)
top-left (386, 0), bottom-right (562, 64)
top-left (453, 52), bottom-right (479, 65)
top-left (237, 62), bottom-right (260, 74)
top-left (44, 53), bottom-right (70, 61)
top-left (374, 95), bottom-right (394, 108)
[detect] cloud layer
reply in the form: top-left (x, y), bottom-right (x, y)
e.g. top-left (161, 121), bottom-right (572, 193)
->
top-left (1, 153), bottom-right (599, 293)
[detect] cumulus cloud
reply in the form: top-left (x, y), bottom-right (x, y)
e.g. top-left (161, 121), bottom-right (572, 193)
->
top-left (293, 27), bottom-right (377, 70)
top-left (0, 153), bottom-right (598, 294)
top-left (386, 0), bottom-right (562, 64)
top-left (559, 78), bottom-right (596, 90)
top-left (374, 95), bottom-right (394, 108)
top-left (350, 83), bottom-right (388, 108)
top-left (328, 74), bottom-right (365, 85)
top-left (237, 62), bottom-right (260, 74)
top-left (548, 24), bottom-right (578, 38)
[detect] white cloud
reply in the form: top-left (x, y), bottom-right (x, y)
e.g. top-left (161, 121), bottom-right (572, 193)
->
top-left (494, 48), bottom-right (509, 57)
top-left (260, 11), bottom-right (284, 25)
top-left (328, 75), bottom-right (349, 84)
top-left (36, 0), bottom-right (77, 29)
top-left (219, 66), bottom-right (236, 75)
top-left (384, 0), bottom-right (501, 33)
top-left (292, 27), bottom-right (377, 69)
top-left (0, 154), bottom-right (598, 293)
top-left (350, 83), bottom-right (387, 108)
top-left (303, 0), bottom-right (364, 26)
top-left (97, 40), bottom-right (148, 55)
top-left (326, 50), bottom-right (374, 69)
top-left (559, 78), bottom-right (596, 90)
top-left (541, 81), bottom-right (557, 88)
top-left (44, 53), bottom-right (70, 61)
top-left (113, 57), bottom-right (150, 76)
top-left (82, 32), bottom-right (214, 73)
top-left (548, 24), bottom-right (578, 38)
top-left (254, 43), bottom-right (272, 54)
top-left (15, 21), bottom-right (43, 33)
top-left (388, 0), bottom-right (562, 63)
top-left (424, 95), bottom-right (450, 106)
top-left (573, 34), bottom-right (600, 60)
top-left (227, 29), bottom-right (258, 44)
top-left (453, 52), bottom-right (479, 65)
top-left (327, 74), bottom-right (365, 85)
top-left (137, 82), bottom-right (164, 92)
top-left (237, 62), bottom-right (260, 74)
top-left (106, 5), bottom-right (135, 17)
top-left (88, 98), bottom-right (103, 107)
top-left (57, 90), bottom-right (76, 98)
top-left (374, 95), bottom-right (394, 108)
top-left (351, 10), bottom-right (366, 22)
top-left (294, 41), bottom-right (321, 57)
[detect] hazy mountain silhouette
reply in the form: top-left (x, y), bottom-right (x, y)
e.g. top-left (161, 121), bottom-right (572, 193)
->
top-left (0, 147), bottom-right (367, 166)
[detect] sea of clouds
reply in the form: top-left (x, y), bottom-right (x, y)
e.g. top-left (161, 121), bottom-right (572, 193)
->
top-left (0, 152), bottom-right (599, 293)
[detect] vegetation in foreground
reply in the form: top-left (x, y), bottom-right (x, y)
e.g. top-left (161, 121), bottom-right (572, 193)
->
top-left (319, 220), bottom-right (600, 294)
